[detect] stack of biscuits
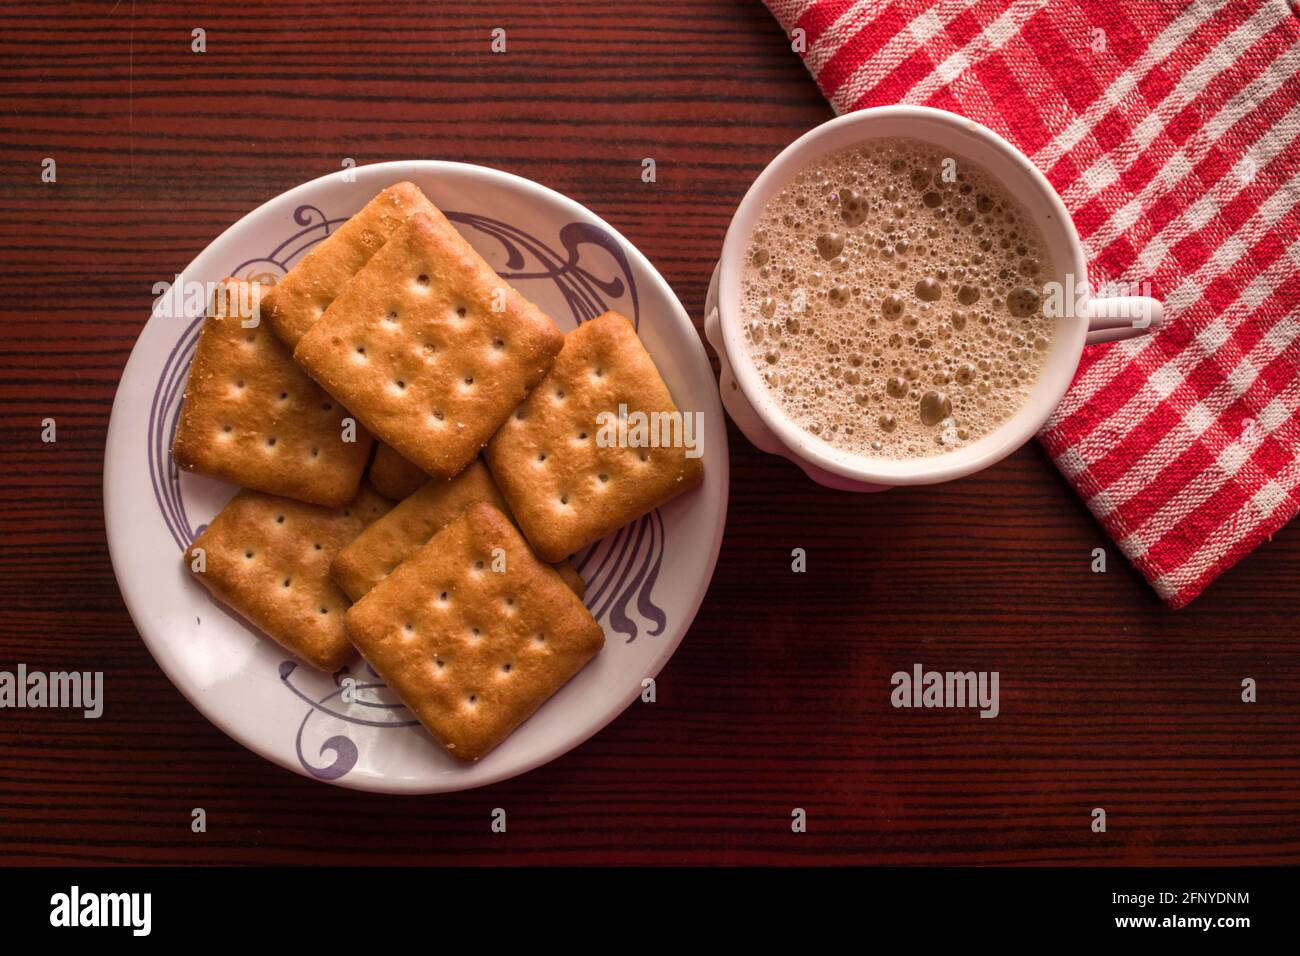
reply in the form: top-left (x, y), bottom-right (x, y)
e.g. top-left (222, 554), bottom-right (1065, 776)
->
top-left (174, 182), bottom-right (704, 762)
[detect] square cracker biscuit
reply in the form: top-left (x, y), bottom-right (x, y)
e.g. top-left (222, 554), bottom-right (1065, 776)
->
top-left (185, 485), bottom-right (392, 671)
top-left (367, 443), bottom-right (428, 501)
top-left (331, 459), bottom-right (586, 602)
top-left (345, 502), bottom-right (604, 762)
top-left (172, 277), bottom-right (373, 507)
top-left (293, 212), bottom-right (564, 479)
top-left (485, 311), bottom-right (705, 563)
top-left (261, 181), bottom-right (436, 349)
top-left (333, 460), bottom-right (507, 601)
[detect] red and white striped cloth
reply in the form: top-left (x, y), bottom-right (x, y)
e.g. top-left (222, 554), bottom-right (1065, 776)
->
top-left (763, 0), bottom-right (1300, 607)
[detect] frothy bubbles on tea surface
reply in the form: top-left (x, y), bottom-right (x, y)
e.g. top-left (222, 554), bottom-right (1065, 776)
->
top-left (740, 138), bottom-right (1057, 460)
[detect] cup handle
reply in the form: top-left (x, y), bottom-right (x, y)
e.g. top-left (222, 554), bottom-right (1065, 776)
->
top-left (1084, 294), bottom-right (1164, 345)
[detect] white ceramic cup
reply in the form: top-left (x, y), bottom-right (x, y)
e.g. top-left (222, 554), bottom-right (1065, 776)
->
top-left (704, 105), bottom-right (1164, 491)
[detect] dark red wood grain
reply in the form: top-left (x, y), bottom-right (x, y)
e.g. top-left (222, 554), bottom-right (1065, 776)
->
top-left (0, 0), bottom-right (1297, 866)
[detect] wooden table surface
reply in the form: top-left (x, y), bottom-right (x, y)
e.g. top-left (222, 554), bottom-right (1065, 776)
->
top-left (2, 0), bottom-right (1297, 866)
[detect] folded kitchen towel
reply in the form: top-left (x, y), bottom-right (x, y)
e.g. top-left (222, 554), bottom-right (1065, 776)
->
top-left (762, 0), bottom-right (1300, 607)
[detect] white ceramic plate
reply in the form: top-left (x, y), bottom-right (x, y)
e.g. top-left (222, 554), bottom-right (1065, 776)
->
top-left (104, 161), bottom-right (729, 793)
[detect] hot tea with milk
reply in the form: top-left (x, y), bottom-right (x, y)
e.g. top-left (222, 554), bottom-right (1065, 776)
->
top-left (740, 137), bottom-right (1058, 460)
